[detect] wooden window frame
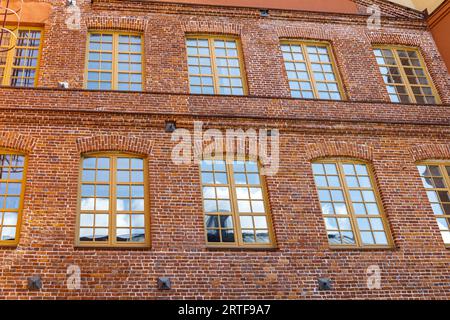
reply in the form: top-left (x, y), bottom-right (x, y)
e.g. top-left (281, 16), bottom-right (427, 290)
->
top-left (84, 31), bottom-right (144, 91)
top-left (0, 150), bottom-right (27, 247)
top-left (199, 157), bottom-right (276, 249)
top-left (312, 158), bottom-right (393, 249)
top-left (416, 160), bottom-right (450, 248)
top-left (75, 152), bottom-right (151, 248)
top-left (373, 45), bottom-right (441, 104)
top-left (185, 34), bottom-right (248, 96)
top-left (280, 39), bottom-right (346, 101)
top-left (0, 26), bottom-right (43, 87)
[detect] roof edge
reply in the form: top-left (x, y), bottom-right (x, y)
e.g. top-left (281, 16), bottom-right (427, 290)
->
top-left (352, 0), bottom-right (425, 19)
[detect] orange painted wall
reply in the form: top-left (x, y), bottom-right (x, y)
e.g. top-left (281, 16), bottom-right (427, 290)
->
top-left (428, 0), bottom-right (450, 72)
top-left (150, 0), bottom-right (359, 14)
top-left (3, 0), bottom-right (52, 25)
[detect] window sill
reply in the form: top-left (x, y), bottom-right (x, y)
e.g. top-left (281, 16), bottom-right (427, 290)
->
top-left (74, 244), bottom-right (152, 250)
top-left (328, 245), bottom-right (397, 251)
top-left (2, 85), bottom-right (449, 107)
top-left (205, 245), bottom-right (278, 251)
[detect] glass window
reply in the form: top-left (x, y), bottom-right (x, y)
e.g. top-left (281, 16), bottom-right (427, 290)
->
top-left (0, 28), bottom-right (42, 87)
top-left (186, 36), bottom-right (246, 95)
top-left (281, 41), bottom-right (343, 100)
top-left (312, 160), bottom-right (391, 248)
top-left (77, 154), bottom-right (148, 247)
top-left (0, 152), bottom-right (26, 245)
top-left (86, 32), bottom-right (143, 91)
top-left (200, 159), bottom-right (274, 247)
top-left (416, 163), bottom-right (450, 246)
top-left (373, 47), bottom-right (440, 104)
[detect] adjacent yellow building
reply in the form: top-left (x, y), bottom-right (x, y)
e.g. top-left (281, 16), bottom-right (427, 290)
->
top-left (389, 0), bottom-right (445, 13)
top-left (390, 0), bottom-right (450, 72)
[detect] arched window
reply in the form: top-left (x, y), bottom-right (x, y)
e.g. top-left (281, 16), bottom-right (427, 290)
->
top-left (416, 162), bottom-right (450, 246)
top-left (0, 151), bottom-right (27, 245)
top-left (312, 159), bottom-right (392, 248)
top-left (76, 153), bottom-right (150, 247)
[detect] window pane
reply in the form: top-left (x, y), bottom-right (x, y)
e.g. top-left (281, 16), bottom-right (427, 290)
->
top-left (417, 164), bottom-right (450, 245)
top-left (7, 29), bottom-right (42, 87)
top-left (282, 42), bottom-right (342, 100)
top-left (78, 155), bottom-right (147, 245)
top-left (373, 47), bottom-right (438, 104)
top-left (186, 37), bottom-right (245, 95)
top-left (200, 160), bottom-right (272, 246)
top-left (0, 153), bottom-right (26, 243)
top-left (312, 161), bottom-right (390, 247)
top-left (86, 33), bottom-right (142, 91)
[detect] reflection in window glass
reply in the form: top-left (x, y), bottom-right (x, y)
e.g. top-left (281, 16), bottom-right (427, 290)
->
top-left (0, 153), bottom-right (26, 243)
top-left (0, 28), bottom-right (42, 87)
top-left (200, 159), bottom-right (273, 246)
top-left (312, 161), bottom-right (390, 247)
top-left (373, 47), bottom-right (439, 104)
top-left (78, 155), bottom-right (147, 246)
top-left (186, 37), bottom-right (245, 95)
top-left (416, 164), bottom-right (450, 245)
top-left (281, 41), bottom-right (342, 100)
top-left (86, 33), bottom-right (142, 91)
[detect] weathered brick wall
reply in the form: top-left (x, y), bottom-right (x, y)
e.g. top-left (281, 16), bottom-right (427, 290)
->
top-left (0, 0), bottom-right (449, 299)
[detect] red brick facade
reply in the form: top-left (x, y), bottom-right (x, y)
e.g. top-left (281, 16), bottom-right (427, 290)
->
top-left (0, 0), bottom-right (449, 299)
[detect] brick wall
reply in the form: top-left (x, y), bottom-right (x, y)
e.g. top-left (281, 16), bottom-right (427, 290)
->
top-left (0, 0), bottom-right (449, 299)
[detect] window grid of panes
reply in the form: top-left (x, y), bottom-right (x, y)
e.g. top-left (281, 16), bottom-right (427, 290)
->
top-left (86, 32), bottom-right (143, 91)
top-left (186, 36), bottom-right (245, 95)
top-left (312, 161), bottom-right (390, 247)
top-left (115, 157), bottom-right (145, 243)
top-left (416, 164), bottom-right (450, 246)
top-left (78, 154), bottom-right (148, 246)
top-left (202, 160), bottom-right (234, 243)
top-left (0, 28), bottom-right (42, 87)
top-left (117, 35), bottom-right (143, 91)
top-left (79, 157), bottom-right (111, 243)
top-left (0, 153), bottom-right (26, 244)
top-left (373, 47), bottom-right (439, 104)
top-left (200, 159), bottom-right (273, 247)
top-left (281, 41), bottom-right (342, 100)
top-left (232, 161), bottom-right (269, 244)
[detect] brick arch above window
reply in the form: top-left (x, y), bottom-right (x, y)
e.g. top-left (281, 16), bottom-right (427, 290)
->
top-left (181, 21), bottom-right (243, 35)
top-left (0, 132), bottom-right (36, 153)
top-left (409, 144), bottom-right (450, 162)
top-left (305, 142), bottom-right (373, 162)
top-left (275, 26), bottom-right (334, 42)
top-left (367, 32), bottom-right (423, 48)
top-left (76, 136), bottom-right (154, 156)
top-left (85, 16), bottom-right (149, 32)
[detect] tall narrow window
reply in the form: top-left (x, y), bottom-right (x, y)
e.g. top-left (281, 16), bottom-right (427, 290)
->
top-left (77, 154), bottom-right (149, 247)
top-left (416, 163), bottom-right (450, 246)
top-left (0, 28), bottom-right (42, 87)
top-left (281, 41), bottom-right (344, 100)
top-left (0, 152), bottom-right (26, 245)
top-left (186, 36), bottom-right (246, 95)
top-left (200, 159), bottom-right (275, 247)
top-left (373, 46), bottom-right (440, 104)
top-left (86, 32), bottom-right (143, 91)
top-left (312, 160), bottom-right (391, 248)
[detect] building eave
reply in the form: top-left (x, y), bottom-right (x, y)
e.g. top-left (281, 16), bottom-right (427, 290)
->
top-left (91, 0), bottom-right (428, 30)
